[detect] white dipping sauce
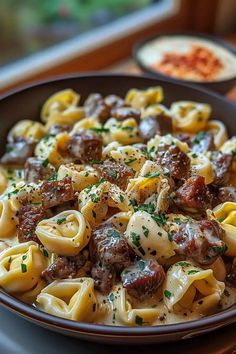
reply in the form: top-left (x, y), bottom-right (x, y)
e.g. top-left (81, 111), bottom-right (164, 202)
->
top-left (138, 36), bottom-right (236, 82)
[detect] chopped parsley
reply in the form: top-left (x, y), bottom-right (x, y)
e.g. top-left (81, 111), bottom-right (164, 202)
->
top-left (135, 315), bottom-right (144, 326)
top-left (8, 189), bottom-right (19, 198)
top-left (131, 232), bottom-right (145, 256)
top-left (146, 146), bottom-right (155, 159)
top-left (138, 260), bottom-right (146, 271)
top-left (188, 270), bottom-right (199, 275)
top-left (90, 127), bottom-right (110, 133)
top-left (108, 293), bottom-right (115, 302)
top-left (42, 248), bottom-right (49, 257)
top-left (91, 194), bottom-right (100, 203)
top-left (108, 229), bottom-right (120, 239)
top-left (21, 263), bottom-right (27, 273)
top-left (48, 172), bottom-right (58, 181)
top-left (125, 158), bottom-right (137, 166)
top-left (6, 145), bottom-right (14, 153)
top-left (191, 153), bottom-right (198, 159)
top-left (22, 254), bottom-right (27, 261)
top-left (119, 194), bottom-right (124, 202)
top-left (108, 169), bottom-right (117, 180)
top-left (217, 217), bottom-right (225, 223)
top-left (56, 217), bottom-right (67, 225)
top-left (42, 158), bottom-right (49, 167)
top-left (213, 244), bottom-right (228, 255)
top-left (176, 261), bottom-right (191, 267)
top-left (143, 172), bottom-right (160, 178)
top-left (151, 213), bottom-right (167, 226)
top-left (89, 160), bottom-right (104, 165)
top-left (142, 225), bottom-right (149, 237)
top-left (164, 290), bottom-right (172, 299)
top-left (168, 232), bottom-right (174, 242)
top-left (192, 131), bottom-right (207, 145)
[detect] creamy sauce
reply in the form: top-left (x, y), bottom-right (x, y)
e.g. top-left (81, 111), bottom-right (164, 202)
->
top-left (95, 286), bottom-right (236, 326)
top-left (138, 36), bottom-right (236, 82)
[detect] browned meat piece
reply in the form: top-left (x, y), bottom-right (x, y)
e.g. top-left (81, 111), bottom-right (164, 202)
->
top-left (25, 158), bottom-right (56, 183)
top-left (139, 117), bottom-right (159, 141)
top-left (211, 152), bottom-right (233, 186)
top-left (191, 132), bottom-right (215, 154)
top-left (226, 258), bottom-right (236, 287)
top-left (95, 160), bottom-right (134, 190)
top-left (139, 113), bottom-right (172, 141)
top-left (48, 124), bottom-right (72, 135)
top-left (121, 259), bottom-right (165, 300)
top-left (41, 177), bottom-right (75, 209)
top-left (156, 145), bottom-right (190, 180)
top-left (176, 133), bottom-right (192, 145)
top-left (91, 264), bottom-right (115, 294)
top-left (84, 93), bottom-right (111, 123)
top-left (90, 224), bottom-right (134, 293)
top-left (41, 253), bottom-right (88, 283)
top-left (218, 187), bottom-right (236, 204)
top-left (175, 176), bottom-right (213, 212)
top-left (173, 220), bottom-right (226, 265)
top-left (1, 137), bottom-right (36, 166)
top-left (68, 131), bottom-right (102, 163)
top-left (17, 205), bottom-right (45, 244)
top-left (111, 107), bottom-right (141, 122)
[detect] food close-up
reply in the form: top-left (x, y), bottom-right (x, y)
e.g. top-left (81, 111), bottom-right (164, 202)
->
top-left (1, 86), bottom-right (236, 328)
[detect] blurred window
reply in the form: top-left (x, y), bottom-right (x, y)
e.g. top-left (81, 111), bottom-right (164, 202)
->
top-left (1, 0), bottom-right (165, 67)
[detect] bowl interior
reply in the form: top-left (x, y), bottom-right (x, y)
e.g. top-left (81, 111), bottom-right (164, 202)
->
top-left (1, 73), bottom-right (236, 341)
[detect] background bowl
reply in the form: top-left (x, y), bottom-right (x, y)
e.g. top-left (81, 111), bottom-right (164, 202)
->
top-left (133, 32), bottom-right (236, 95)
top-left (0, 73), bottom-right (236, 344)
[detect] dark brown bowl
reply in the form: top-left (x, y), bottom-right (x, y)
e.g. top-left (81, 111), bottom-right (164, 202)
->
top-left (133, 32), bottom-right (236, 95)
top-left (0, 73), bottom-right (236, 344)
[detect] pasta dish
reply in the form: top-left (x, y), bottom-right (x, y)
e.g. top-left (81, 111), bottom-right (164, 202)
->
top-left (0, 86), bottom-right (236, 327)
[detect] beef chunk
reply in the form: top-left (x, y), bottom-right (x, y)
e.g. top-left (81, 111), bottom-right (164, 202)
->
top-left (1, 137), bottom-right (36, 166)
top-left (175, 176), bottom-right (213, 213)
top-left (91, 264), bottom-right (115, 294)
top-left (48, 124), bottom-right (72, 135)
top-left (191, 132), bottom-right (215, 154)
top-left (68, 131), bottom-right (102, 163)
top-left (17, 205), bottom-right (46, 244)
top-left (90, 224), bottom-right (134, 293)
top-left (173, 220), bottom-right (226, 265)
top-left (41, 253), bottom-right (88, 283)
top-left (41, 177), bottom-right (75, 209)
top-left (84, 93), bottom-right (111, 123)
top-left (226, 258), bottom-right (236, 287)
top-left (139, 113), bottom-right (172, 141)
top-left (218, 187), bottom-right (236, 204)
top-left (25, 158), bottom-right (56, 183)
top-left (156, 145), bottom-right (190, 180)
top-left (211, 152), bottom-right (233, 186)
top-left (121, 259), bottom-right (165, 300)
top-left (111, 107), bottom-right (141, 122)
top-left (95, 160), bottom-right (134, 190)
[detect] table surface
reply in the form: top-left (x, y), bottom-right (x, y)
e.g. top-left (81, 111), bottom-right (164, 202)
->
top-left (1, 38), bottom-right (236, 354)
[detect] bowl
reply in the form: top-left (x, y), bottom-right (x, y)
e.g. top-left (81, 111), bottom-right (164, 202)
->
top-left (0, 73), bottom-right (236, 344)
top-left (133, 32), bottom-right (236, 95)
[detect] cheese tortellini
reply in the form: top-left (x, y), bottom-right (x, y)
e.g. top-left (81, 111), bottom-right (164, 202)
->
top-left (37, 278), bottom-right (99, 322)
top-left (0, 242), bottom-right (47, 294)
top-left (171, 101), bottom-right (211, 133)
top-left (125, 86), bottom-right (163, 109)
top-left (36, 210), bottom-right (91, 256)
top-left (164, 262), bottom-right (224, 315)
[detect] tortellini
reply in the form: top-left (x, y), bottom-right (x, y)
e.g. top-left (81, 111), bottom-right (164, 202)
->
top-left (35, 132), bottom-right (70, 168)
top-left (141, 103), bottom-right (171, 119)
top-left (36, 210), bottom-right (91, 256)
top-left (41, 89), bottom-right (80, 122)
top-left (0, 199), bottom-right (18, 238)
top-left (125, 86), bottom-right (163, 109)
top-left (189, 152), bottom-right (214, 184)
top-left (79, 180), bottom-right (131, 227)
top-left (126, 210), bottom-right (176, 261)
top-left (206, 120), bottom-right (227, 149)
top-left (0, 242), bottom-right (47, 294)
top-left (57, 163), bottom-right (99, 192)
top-left (104, 118), bottom-right (141, 145)
top-left (109, 286), bottom-right (159, 326)
top-left (171, 101), bottom-right (211, 133)
top-left (213, 202), bottom-right (236, 256)
top-left (8, 120), bottom-right (45, 141)
top-left (0, 168), bottom-right (8, 195)
top-left (70, 117), bottom-right (101, 134)
top-left (163, 262), bottom-right (224, 315)
top-left (109, 145), bottom-right (147, 172)
top-left (126, 160), bottom-right (165, 204)
top-left (37, 278), bottom-right (99, 322)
